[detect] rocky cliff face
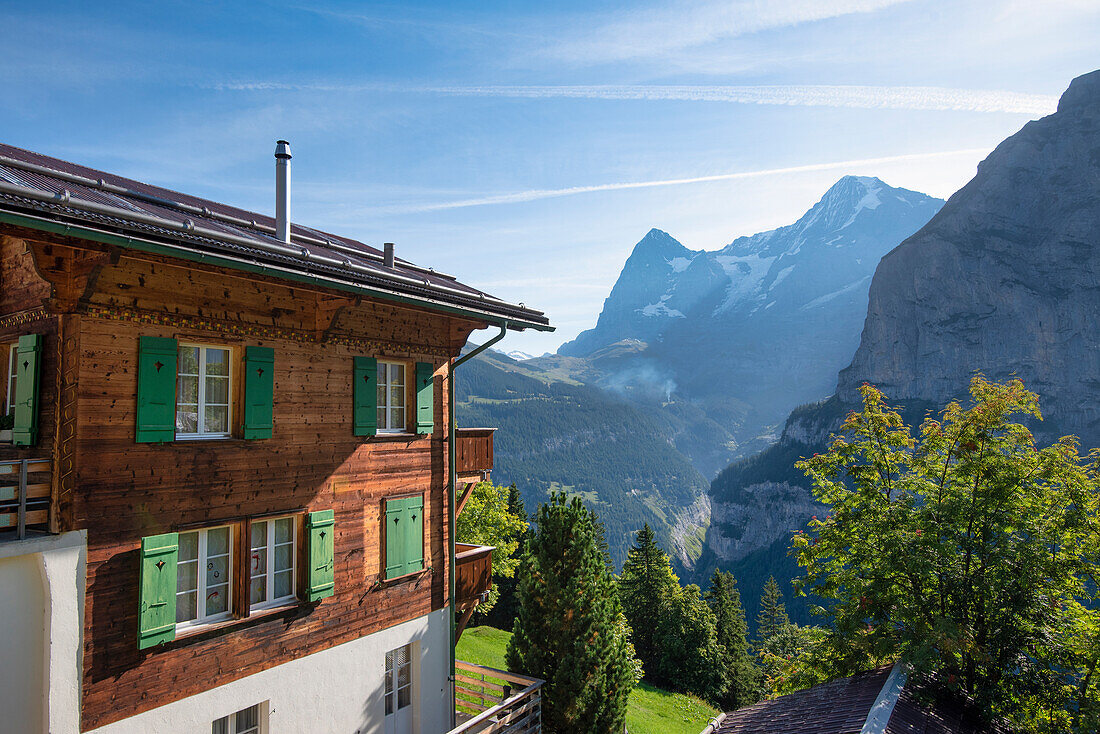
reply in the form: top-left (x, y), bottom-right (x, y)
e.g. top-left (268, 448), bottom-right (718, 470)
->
top-left (838, 69), bottom-right (1100, 446)
top-left (555, 177), bottom-right (943, 476)
top-left (701, 70), bottom-right (1100, 619)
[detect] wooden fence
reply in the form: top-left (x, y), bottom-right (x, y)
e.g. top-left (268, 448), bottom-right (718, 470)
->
top-left (450, 660), bottom-right (543, 734)
top-left (0, 458), bottom-right (51, 539)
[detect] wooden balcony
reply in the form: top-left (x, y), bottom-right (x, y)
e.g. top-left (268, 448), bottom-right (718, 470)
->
top-left (456, 428), bottom-right (495, 478)
top-left (456, 542), bottom-right (494, 608)
top-left (450, 660), bottom-right (543, 734)
top-left (0, 458), bottom-right (52, 540)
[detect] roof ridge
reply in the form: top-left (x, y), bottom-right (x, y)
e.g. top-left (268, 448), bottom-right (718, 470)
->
top-left (860, 662), bottom-right (908, 734)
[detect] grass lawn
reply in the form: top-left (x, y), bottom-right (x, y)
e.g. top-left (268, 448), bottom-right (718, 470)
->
top-left (455, 625), bottom-right (718, 734)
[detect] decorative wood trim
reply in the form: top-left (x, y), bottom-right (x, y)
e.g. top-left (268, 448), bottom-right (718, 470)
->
top-left (0, 307), bottom-right (50, 330)
top-left (79, 304), bottom-right (454, 359)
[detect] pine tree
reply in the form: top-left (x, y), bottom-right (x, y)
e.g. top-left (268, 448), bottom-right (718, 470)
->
top-left (618, 523), bottom-right (680, 668)
top-left (756, 576), bottom-right (789, 643)
top-left (506, 493), bottom-right (634, 733)
top-left (706, 570), bottom-right (760, 709)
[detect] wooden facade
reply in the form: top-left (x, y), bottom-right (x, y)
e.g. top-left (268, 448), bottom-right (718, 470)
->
top-left (0, 225), bottom-right (498, 730)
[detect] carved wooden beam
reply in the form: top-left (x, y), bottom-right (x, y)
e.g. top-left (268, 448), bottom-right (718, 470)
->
top-left (455, 599), bottom-right (480, 642)
top-left (27, 240), bottom-right (118, 314)
top-left (315, 293), bottom-right (357, 340)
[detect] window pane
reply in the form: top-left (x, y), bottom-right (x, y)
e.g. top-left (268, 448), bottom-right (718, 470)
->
top-left (234, 706), bottom-right (258, 731)
top-left (177, 375), bottom-right (199, 404)
top-left (205, 348), bottom-right (230, 377)
top-left (274, 570), bottom-right (292, 599)
top-left (398, 685), bottom-right (411, 709)
top-left (179, 532), bottom-right (199, 561)
top-left (274, 518), bottom-right (292, 544)
top-left (179, 346), bottom-right (199, 375)
top-left (398, 662), bottom-right (410, 687)
top-left (205, 376), bottom-right (229, 404)
top-left (207, 555), bottom-right (229, 586)
top-left (377, 406), bottom-right (386, 429)
top-left (389, 386), bottom-right (405, 409)
top-left (208, 527), bottom-right (230, 556)
top-left (251, 521), bottom-right (267, 551)
top-left (391, 363), bottom-right (405, 385)
top-left (211, 716), bottom-right (228, 734)
top-left (274, 544), bottom-right (293, 572)
top-left (385, 692), bottom-right (393, 716)
top-left (389, 408), bottom-right (404, 430)
top-left (177, 559), bottom-right (198, 593)
top-left (385, 650), bottom-right (393, 673)
top-left (251, 546), bottom-right (267, 576)
top-left (204, 406), bottom-right (229, 433)
top-left (176, 408), bottom-right (198, 433)
top-left (176, 590), bottom-right (197, 623)
top-left (206, 583), bottom-right (229, 615)
top-left (250, 576), bottom-right (266, 605)
top-left (377, 379), bottom-right (386, 407)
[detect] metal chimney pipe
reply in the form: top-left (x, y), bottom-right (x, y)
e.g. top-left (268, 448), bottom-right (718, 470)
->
top-left (384, 242), bottom-right (395, 268)
top-left (274, 140), bottom-right (292, 243)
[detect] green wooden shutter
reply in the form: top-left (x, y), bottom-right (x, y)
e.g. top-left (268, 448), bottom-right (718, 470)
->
top-left (353, 356), bottom-right (377, 437)
top-left (242, 346), bottom-right (274, 439)
top-left (136, 336), bottom-right (177, 443)
top-left (11, 334), bottom-right (42, 446)
top-left (384, 497), bottom-right (407, 580)
top-left (404, 495), bottom-right (424, 575)
top-left (415, 362), bottom-right (435, 435)
top-left (385, 496), bottom-right (424, 579)
top-left (138, 532), bottom-right (178, 649)
top-left (306, 510), bottom-right (335, 601)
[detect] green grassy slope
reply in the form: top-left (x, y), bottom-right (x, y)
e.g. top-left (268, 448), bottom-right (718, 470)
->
top-left (455, 626), bottom-right (718, 734)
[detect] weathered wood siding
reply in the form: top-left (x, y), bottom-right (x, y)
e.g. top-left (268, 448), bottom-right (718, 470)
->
top-left (0, 237), bottom-right (483, 731)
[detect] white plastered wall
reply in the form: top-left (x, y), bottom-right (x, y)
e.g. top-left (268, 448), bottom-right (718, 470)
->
top-left (86, 606), bottom-right (453, 734)
top-left (0, 529), bottom-right (87, 734)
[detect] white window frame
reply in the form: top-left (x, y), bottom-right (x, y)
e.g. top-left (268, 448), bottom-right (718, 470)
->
top-left (377, 360), bottom-right (407, 434)
top-left (212, 703), bottom-right (264, 734)
top-left (249, 515), bottom-right (297, 611)
top-left (176, 525), bottom-right (234, 630)
top-left (6, 342), bottom-right (18, 415)
top-left (385, 643), bottom-right (414, 719)
top-left (176, 343), bottom-right (233, 440)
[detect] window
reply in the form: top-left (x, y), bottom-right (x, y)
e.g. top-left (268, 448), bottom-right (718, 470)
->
top-left (212, 704), bottom-right (262, 734)
top-left (385, 644), bottom-right (413, 725)
top-left (376, 361), bottom-right (406, 433)
top-left (250, 516), bottom-right (296, 609)
top-left (176, 525), bottom-right (233, 628)
top-left (177, 344), bottom-right (232, 438)
top-left (5, 342), bottom-right (17, 415)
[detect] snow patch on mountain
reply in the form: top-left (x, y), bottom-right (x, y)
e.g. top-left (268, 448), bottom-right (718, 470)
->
top-left (638, 295), bottom-right (686, 318)
top-left (715, 253), bottom-right (775, 313)
top-left (800, 276), bottom-right (871, 310)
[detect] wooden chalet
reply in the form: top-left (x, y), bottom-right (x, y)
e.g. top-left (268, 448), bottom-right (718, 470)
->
top-left (0, 141), bottom-right (549, 734)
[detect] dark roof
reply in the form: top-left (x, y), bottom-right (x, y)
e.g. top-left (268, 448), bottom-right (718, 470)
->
top-left (0, 142), bottom-right (551, 331)
top-left (713, 666), bottom-right (996, 734)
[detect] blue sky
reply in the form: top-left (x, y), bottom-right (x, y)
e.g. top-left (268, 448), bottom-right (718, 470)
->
top-left (1, 0), bottom-right (1097, 354)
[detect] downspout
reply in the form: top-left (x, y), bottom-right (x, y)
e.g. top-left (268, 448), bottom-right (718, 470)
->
top-left (448, 320), bottom-right (508, 729)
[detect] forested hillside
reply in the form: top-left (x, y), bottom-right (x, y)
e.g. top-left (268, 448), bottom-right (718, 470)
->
top-left (456, 350), bottom-right (709, 569)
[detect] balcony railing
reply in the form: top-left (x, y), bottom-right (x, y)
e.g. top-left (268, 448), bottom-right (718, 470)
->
top-left (0, 458), bottom-right (52, 539)
top-left (450, 660), bottom-right (543, 734)
top-left (456, 428), bottom-right (495, 477)
top-left (456, 542), bottom-right (494, 608)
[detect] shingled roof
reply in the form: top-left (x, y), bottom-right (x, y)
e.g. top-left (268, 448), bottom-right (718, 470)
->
top-left (707, 665), bottom-right (996, 734)
top-left (0, 142), bottom-right (551, 331)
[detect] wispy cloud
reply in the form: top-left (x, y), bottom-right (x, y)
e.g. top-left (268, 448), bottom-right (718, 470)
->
top-left (212, 81), bottom-right (1057, 115)
top-left (366, 148), bottom-right (988, 214)
top-left (543, 0), bottom-right (916, 63)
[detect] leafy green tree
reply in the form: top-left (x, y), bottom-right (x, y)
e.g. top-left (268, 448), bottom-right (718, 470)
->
top-left (457, 481), bottom-right (527, 614)
top-left (618, 524), bottom-right (680, 667)
top-left (755, 576), bottom-right (789, 644)
top-left (651, 583), bottom-right (730, 703)
top-left (793, 376), bottom-right (1100, 730)
top-left (506, 493), bottom-right (634, 733)
top-left (706, 570), bottom-right (760, 709)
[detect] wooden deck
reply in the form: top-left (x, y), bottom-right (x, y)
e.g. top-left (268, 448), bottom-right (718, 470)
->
top-left (449, 660), bottom-right (543, 733)
top-left (0, 457), bottom-right (51, 539)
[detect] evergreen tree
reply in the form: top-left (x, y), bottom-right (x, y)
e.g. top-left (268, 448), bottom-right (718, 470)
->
top-left (755, 576), bottom-right (789, 643)
top-left (651, 584), bottom-right (729, 703)
top-left (618, 524), bottom-right (679, 668)
top-left (706, 570), bottom-right (760, 709)
top-left (506, 493), bottom-right (634, 733)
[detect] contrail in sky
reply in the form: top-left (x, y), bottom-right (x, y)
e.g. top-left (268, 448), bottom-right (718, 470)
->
top-left (378, 148), bottom-right (989, 214)
top-left (212, 82), bottom-right (1057, 116)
